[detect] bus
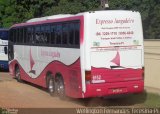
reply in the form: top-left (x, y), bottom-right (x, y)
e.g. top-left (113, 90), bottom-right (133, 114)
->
top-left (0, 29), bottom-right (9, 70)
top-left (8, 10), bottom-right (144, 98)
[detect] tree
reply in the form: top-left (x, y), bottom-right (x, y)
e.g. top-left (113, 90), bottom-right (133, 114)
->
top-left (45, 0), bottom-right (100, 15)
top-left (0, 0), bottom-right (159, 39)
top-left (0, 0), bottom-right (99, 27)
top-left (109, 0), bottom-right (160, 39)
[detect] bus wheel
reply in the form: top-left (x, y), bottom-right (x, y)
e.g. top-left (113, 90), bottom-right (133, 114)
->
top-left (15, 66), bottom-right (22, 82)
top-left (56, 76), bottom-right (65, 99)
top-left (47, 75), bottom-right (55, 96)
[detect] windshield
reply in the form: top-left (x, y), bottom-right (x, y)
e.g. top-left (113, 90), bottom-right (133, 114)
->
top-left (0, 31), bottom-right (8, 40)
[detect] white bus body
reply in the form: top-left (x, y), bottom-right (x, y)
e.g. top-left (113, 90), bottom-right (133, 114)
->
top-left (9, 11), bottom-right (144, 98)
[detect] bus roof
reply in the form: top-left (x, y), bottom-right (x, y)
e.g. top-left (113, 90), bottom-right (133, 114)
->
top-left (10, 10), bottom-right (139, 28)
top-left (26, 14), bottom-right (73, 23)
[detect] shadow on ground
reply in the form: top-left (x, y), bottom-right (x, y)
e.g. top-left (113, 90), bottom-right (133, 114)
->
top-left (14, 78), bottom-right (147, 107)
top-left (0, 69), bottom-right (9, 72)
top-left (68, 91), bottom-right (147, 107)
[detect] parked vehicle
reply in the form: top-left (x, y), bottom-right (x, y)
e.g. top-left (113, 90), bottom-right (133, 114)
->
top-left (9, 10), bottom-right (144, 98)
top-left (0, 28), bottom-right (8, 70)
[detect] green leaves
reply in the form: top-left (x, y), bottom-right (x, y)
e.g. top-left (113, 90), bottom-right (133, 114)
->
top-left (44, 0), bottom-right (99, 15)
top-left (109, 0), bottom-right (160, 39)
top-left (0, 0), bottom-right (98, 27)
top-left (0, 0), bottom-right (159, 39)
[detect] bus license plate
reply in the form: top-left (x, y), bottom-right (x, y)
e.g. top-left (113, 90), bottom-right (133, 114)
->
top-left (111, 88), bottom-right (127, 93)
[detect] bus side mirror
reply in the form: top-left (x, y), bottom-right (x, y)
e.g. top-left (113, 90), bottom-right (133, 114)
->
top-left (4, 47), bottom-right (8, 54)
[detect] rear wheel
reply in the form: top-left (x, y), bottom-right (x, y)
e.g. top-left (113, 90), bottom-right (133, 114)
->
top-left (47, 75), bottom-right (55, 96)
top-left (15, 66), bottom-right (22, 82)
top-left (56, 76), bottom-right (65, 99)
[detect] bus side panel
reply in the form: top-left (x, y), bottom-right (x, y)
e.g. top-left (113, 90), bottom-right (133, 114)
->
top-left (9, 60), bottom-right (47, 87)
top-left (51, 59), bottom-right (82, 98)
top-left (9, 58), bottom-right (83, 98)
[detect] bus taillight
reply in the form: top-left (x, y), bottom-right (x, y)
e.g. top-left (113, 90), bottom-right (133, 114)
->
top-left (85, 71), bottom-right (91, 82)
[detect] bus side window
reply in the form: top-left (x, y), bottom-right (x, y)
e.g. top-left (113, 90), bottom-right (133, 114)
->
top-left (35, 25), bottom-right (50, 45)
top-left (75, 22), bottom-right (80, 46)
top-left (13, 29), bottom-right (16, 43)
top-left (19, 28), bottom-right (23, 44)
top-left (55, 24), bottom-right (62, 45)
top-left (27, 27), bottom-right (35, 44)
top-left (62, 23), bottom-right (69, 45)
top-left (51, 25), bottom-right (56, 45)
top-left (35, 26), bottom-right (41, 44)
top-left (16, 28), bottom-right (19, 43)
top-left (68, 23), bottom-right (74, 46)
top-left (31, 27), bottom-right (35, 44)
top-left (45, 25), bottom-right (50, 44)
top-left (40, 25), bottom-right (46, 44)
top-left (27, 27), bottom-right (31, 43)
top-left (23, 27), bottom-right (27, 44)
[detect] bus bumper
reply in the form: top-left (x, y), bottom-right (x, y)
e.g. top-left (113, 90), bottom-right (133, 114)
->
top-left (83, 80), bottom-right (144, 98)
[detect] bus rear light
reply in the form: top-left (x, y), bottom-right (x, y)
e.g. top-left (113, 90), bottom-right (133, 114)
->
top-left (134, 85), bottom-right (139, 89)
top-left (85, 71), bottom-right (91, 81)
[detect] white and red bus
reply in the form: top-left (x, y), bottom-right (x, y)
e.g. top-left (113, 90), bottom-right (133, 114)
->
top-left (9, 10), bottom-right (144, 98)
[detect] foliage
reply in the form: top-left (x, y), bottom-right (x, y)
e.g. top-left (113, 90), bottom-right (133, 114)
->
top-left (44, 0), bottom-right (99, 15)
top-left (0, 0), bottom-right (160, 39)
top-left (0, 0), bottom-right (99, 27)
top-left (109, 0), bottom-right (160, 39)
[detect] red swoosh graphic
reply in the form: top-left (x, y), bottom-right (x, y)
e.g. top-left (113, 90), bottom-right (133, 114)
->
top-left (111, 51), bottom-right (120, 66)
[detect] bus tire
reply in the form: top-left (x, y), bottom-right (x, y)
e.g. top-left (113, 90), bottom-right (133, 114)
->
top-left (47, 75), bottom-right (55, 96)
top-left (15, 66), bottom-right (22, 82)
top-left (56, 76), bottom-right (66, 99)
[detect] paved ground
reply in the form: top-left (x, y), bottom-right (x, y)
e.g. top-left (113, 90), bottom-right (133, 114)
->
top-left (0, 72), bottom-right (146, 108)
